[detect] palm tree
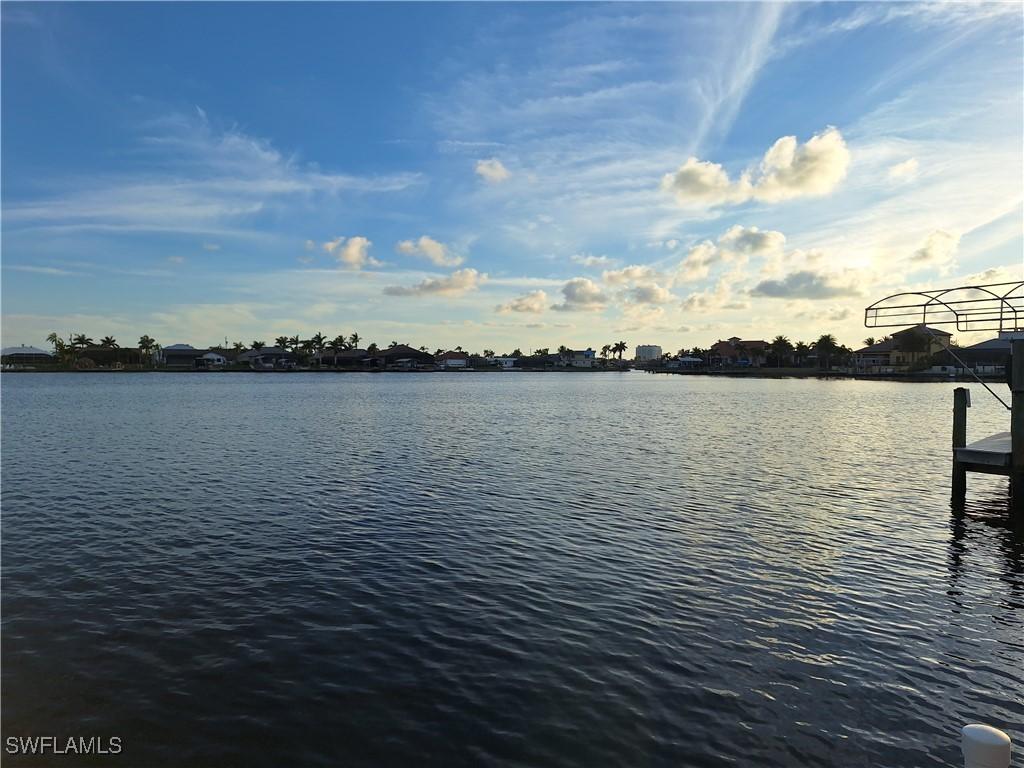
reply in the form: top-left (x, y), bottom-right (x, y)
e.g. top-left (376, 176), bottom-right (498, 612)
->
top-left (232, 341), bottom-right (246, 352)
top-left (419, 345), bottom-right (429, 353)
top-left (330, 335), bottom-right (347, 352)
top-left (510, 348), bottom-right (523, 357)
top-left (388, 340), bottom-right (399, 348)
top-left (813, 333), bottom-right (839, 370)
top-left (310, 332), bottom-right (326, 353)
top-left (863, 336), bottom-right (876, 347)
top-left (275, 336), bottom-right (290, 350)
top-left (534, 347), bottom-right (549, 356)
top-left (287, 335), bottom-right (301, 352)
top-left (47, 332), bottom-right (72, 364)
top-left (367, 342), bottom-right (379, 355)
top-left (793, 341), bottom-right (810, 367)
top-left (600, 344), bottom-right (611, 359)
top-left (71, 334), bottom-right (94, 349)
top-left (454, 345), bottom-right (463, 352)
top-left (251, 340), bottom-right (265, 350)
top-left (483, 349), bottom-right (495, 358)
top-left (769, 335), bottom-right (793, 368)
top-left (100, 336), bottom-right (119, 348)
top-left (613, 340), bottom-right (627, 359)
top-left (349, 332), bottom-right (361, 348)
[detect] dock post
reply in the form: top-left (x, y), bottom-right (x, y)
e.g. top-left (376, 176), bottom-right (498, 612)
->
top-left (962, 723), bottom-right (1011, 768)
top-left (952, 387), bottom-right (969, 502)
top-left (1011, 340), bottom-right (1024, 514)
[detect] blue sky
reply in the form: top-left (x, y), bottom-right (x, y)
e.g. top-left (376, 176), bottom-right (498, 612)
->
top-left (3, 2), bottom-right (1022, 353)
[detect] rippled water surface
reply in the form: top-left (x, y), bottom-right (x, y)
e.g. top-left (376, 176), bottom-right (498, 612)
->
top-left (3, 372), bottom-right (1022, 766)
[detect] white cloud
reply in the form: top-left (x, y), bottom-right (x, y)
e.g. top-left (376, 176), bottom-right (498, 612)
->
top-left (475, 158), bottom-right (510, 183)
top-left (660, 157), bottom-right (745, 206)
top-left (396, 236), bottom-right (464, 267)
top-left (304, 239), bottom-right (316, 251)
top-left (677, 240), bottom-right (722, 283)
top-left (570, 253), bottom-right (616, 268)
top-left (908, 229), bottom-right (959, 273)
top-left (662, 126), bottom-right (851, 207)
top-left (717, 224), bottom-right (786, 255)
top-left (887, 157), bottom-right (919, 182)
top-left (625, 284), bottom-right (674, 305)
top-left (750, 270), bottom-right (862, 299)
top-left (167, 256), bottom-right (185, 265)
top-left (550, 277), bottom-right (608, 312)
top-left (602, 265), bottom-right (663, 286)
top-left (384, 268), bottom-right (486, 297)
top-left (202, 243), bottom-right (221, 252)
top-left (753, 127), bottom-right (850, 202)
top-left (323, 235), bottom-right (381, 270)
top-left (497, 289), bottom-right (548, 314)
top-left (681, 272), bottom-right (749, 312)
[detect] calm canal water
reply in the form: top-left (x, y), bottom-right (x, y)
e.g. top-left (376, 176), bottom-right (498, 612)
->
top-left (2, 372), bottom-right (1022, 766)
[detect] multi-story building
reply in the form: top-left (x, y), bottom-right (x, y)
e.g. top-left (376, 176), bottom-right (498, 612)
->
top-left (635, 345), bottom-right (663, 362)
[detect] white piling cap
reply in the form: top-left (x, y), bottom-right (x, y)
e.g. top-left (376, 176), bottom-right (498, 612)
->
top-left (962, 724), bottom-right (1011, 768)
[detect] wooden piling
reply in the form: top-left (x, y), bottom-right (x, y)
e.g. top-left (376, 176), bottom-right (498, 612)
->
top-left (952, 387), bottom-right (969, 502)
top-left (1011, 340), bottom-right (1024, 514)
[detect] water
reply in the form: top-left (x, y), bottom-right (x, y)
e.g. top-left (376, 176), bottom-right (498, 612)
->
top-left (2, 372), bottom-right (1022, 767)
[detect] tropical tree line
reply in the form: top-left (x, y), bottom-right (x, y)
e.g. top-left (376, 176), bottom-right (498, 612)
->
top-left (669, 334), bottom-right (861, 370)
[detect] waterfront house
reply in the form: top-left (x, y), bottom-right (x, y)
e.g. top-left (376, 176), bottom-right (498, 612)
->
top-left (436, 350), bottom-right (471, 369)
top-left (853, 325), bottom-right (952, 373)
top-left (710, 337), bottom-right (769, 367)
top-left (197, 351), bottom-right (228, 369)
top-left (1, 345), bottom-right (53, 367)
top-left (158, 344), bottom-right (209, 369)
top-left (369, 344), bottom-right (434, 369)
top-left (668, 355), bottom-right (703, 370)
top-left (515, 353), bottom-right (560, 369)
top-left (560, 348), bottom-right (596, 368)
top-left (490, 356), bottom-right (518, 369)
top-left (236, 346), bottom-right (297, 369)
top-left (926, 330), bottom-right (1023, 375)
top-left (314, 348), bottom-right (368, 368)
top-left (76, 345), bottom-right (144, 368)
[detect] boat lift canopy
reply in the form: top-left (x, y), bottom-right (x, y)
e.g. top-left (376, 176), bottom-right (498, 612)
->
top-left (864, 280), bottom-right (1023, 333)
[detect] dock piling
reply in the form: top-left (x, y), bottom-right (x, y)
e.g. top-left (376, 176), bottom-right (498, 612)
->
top-left (952, 387), bottom-right (969, 502)
top-left (962, 724), bottom-right (1011, 768)
top-left (1011, 340), bottom-right (1024, 513)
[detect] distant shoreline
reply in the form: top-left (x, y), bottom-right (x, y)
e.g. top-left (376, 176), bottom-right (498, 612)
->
top-left (646, 368), bottom-right (1006, 383)
top-left (0, 366), bottom-right (1007, 383)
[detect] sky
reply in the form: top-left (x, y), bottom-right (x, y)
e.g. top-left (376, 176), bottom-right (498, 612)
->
top-left (2, 1), bottom-right (1022, 354)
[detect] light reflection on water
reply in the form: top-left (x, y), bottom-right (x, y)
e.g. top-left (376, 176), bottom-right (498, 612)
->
top-left (2, 372), bottom-right (1022, 767)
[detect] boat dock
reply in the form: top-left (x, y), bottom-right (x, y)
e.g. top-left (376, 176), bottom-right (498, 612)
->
top-left (951, 339), bottom-right (1023, 512)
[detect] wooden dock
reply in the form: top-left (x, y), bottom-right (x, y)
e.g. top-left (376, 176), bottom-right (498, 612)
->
top-left (951, 339), bottom-right (1023, 513)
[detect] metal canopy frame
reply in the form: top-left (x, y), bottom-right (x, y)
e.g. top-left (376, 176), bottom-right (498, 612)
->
top-left (864, 280), bottom-right (1024, 333)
